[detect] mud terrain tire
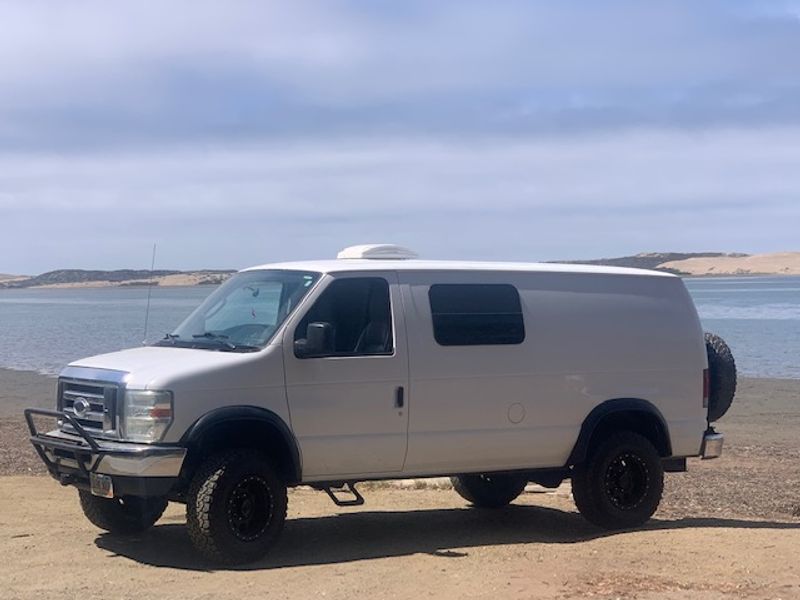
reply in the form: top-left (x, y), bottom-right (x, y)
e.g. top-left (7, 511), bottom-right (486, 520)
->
top-left (572, 431), bottom-right (664, 530)
top-left (451, 473), bottom-right (527, 508)
top-left (186, 449), bottom-right (287, 565)
top-left (79, 491), bottom-right (167, 534)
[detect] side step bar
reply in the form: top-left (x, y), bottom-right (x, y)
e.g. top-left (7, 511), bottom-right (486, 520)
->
top-left (322, 483), bottom-right (365, 507)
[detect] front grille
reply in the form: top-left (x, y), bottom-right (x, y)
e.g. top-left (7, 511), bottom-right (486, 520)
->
top-left (58, 378), bottom-right (119, 435)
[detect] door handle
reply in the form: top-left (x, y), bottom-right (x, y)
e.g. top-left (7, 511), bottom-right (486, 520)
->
top-left (395, 386), bottom-right (405, 408)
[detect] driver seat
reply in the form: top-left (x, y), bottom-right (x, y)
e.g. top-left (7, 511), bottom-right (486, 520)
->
top-left (354, 321), bottom-right (390, 354)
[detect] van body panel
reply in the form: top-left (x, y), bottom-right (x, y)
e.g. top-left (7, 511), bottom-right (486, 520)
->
top-left (397, 269), bottom-right (706, 475)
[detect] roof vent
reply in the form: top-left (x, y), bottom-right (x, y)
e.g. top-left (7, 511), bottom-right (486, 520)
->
top-left (336, 244), bottom-right (419, 260)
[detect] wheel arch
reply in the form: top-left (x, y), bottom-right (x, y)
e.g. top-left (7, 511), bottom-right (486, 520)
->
top-left (566, 398), bottom-right (672, 467)
top-left (180, 406), bottom-right (302, 485)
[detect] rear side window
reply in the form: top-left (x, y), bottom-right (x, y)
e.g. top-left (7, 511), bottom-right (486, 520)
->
top-left (428, 284), bottom-right (525, 346)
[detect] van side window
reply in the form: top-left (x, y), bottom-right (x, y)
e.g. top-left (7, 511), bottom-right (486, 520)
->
top-left (294, 277), bottom-right (393, 357)
top-left (428, 284), bottom-right (525, 346)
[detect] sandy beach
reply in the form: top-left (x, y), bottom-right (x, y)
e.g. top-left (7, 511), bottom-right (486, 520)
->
top-left (1, 368), bottom-right (798, 599)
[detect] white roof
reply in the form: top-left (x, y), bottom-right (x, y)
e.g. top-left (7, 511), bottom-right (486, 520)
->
top-left (241, 258), bottom-right (675, 278)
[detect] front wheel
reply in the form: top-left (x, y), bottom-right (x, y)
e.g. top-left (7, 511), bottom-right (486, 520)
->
top-left (79, 491), bottom-right (167, 534)
top-left (186, 449), bottom-right (287, 564)
top-left (571, 431), bottom-right (664, 529)
top-left (451, 473), bottom-right (527, 508)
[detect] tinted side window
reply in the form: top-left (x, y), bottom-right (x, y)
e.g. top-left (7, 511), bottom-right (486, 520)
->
top-left (295, 277), bottom-right (393, 357)
top-left (429, 284), bottom-right (525, 346)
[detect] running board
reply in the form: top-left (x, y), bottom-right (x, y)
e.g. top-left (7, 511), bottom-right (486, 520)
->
top-left (322, 483), bottom-right (365, 507)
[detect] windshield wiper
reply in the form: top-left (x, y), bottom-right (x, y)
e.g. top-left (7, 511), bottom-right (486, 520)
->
top-left (154, 333), bottom-right (180, 346)
top-left (192, 332), bottom-right (237, 350)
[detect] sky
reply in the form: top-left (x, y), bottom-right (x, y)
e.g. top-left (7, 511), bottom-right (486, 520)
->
top-left (1, 1), bottom-right (800, 274)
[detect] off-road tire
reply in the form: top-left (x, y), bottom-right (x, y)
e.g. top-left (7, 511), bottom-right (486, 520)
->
top-left (186, 449), bottom-right (287, 565)
top-left (78, 491), bottom-right (168, 534)
top-left (451, 473), bottom-right (527, 508)
top-left (705, 332), bottom-right (737, 422)
top-left (571, 431), bottom-right (664, 530)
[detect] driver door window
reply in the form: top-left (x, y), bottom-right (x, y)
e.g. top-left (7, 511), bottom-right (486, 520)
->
top-left (294, 277), bottom-right (393, 357)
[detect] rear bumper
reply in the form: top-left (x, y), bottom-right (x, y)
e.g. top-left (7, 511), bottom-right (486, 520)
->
top-left (700, 430), bottom-right (724, 459)
top-left (25, 408), bottom-right (185, 497)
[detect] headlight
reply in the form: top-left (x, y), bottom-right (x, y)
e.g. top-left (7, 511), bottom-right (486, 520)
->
top-left (121, 390), bottom-right (174, 443)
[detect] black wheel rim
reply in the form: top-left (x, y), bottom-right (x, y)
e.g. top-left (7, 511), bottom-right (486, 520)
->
top-left (604, 452), bottom-right (649, 510)
top-left (227, 476), bottom-right (272, 541)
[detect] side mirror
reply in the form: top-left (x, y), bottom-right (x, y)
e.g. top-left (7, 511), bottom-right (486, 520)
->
top-left (294, 322), bottom-right (333, 357)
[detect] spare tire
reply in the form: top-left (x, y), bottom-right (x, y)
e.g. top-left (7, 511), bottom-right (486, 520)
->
top-left (705, 332), bottom-right (737, 422)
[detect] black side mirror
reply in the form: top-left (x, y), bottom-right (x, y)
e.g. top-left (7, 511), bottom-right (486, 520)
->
top-left (295, 322), bottom-right (334, 357)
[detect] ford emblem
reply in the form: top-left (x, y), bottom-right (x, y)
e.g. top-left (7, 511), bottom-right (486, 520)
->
top-left (72, 397), bottom-right (91, 418)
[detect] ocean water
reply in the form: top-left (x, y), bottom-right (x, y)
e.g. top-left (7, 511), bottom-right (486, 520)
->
top-left (683, 276), bottom-right (800, 379)
top-left (0, 286), bottom-right (213, 376)
top-left (0, 276), bottom-right (798, 379)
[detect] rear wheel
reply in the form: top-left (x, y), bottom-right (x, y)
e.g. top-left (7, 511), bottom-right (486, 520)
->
top-left (451, 473), bottom-right (527, 508)
top-left (571, 431), bottom-right (663, 529)
top-left (79, 491), bottom-right (167, 534)
top-left (186, 449), bottom-right (287, 564)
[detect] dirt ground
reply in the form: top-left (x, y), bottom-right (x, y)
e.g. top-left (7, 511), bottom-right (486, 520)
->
top-left (1, 370), bottom-right (799, 599)
top-left (1, 478), bottom-right (799, 600)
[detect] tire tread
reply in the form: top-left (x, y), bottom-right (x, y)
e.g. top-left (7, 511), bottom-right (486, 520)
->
top-left (186, 449), bottom-right (287, 564)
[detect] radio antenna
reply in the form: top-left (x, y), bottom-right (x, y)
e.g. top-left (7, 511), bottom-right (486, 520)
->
top-left (142, 243), bottom-right (157, 345)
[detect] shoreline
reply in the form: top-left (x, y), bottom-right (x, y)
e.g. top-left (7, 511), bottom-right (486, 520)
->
top-left (0, 281), bottom-right (224, 291)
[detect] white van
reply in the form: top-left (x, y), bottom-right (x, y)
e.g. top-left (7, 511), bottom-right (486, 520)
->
top-left (26, 244), bottom-right (736, 564)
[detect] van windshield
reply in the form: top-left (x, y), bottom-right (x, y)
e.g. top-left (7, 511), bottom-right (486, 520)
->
top-left (156, 270), bottom-right (319, 352)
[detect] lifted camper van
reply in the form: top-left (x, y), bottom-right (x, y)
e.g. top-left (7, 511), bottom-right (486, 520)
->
top-left (26, 245), bottom-right (736, 564)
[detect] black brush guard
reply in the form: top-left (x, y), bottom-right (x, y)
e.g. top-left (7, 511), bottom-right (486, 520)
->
top-left (24, 408), bottom-right (104, 482)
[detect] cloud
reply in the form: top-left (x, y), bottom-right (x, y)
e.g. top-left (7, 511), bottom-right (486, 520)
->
top-left (2, 1), bottom-right (800, 150)
top-left (0, 1), bottom-right (798, 272)
top-left (2, 128), bottom-right (798, 272)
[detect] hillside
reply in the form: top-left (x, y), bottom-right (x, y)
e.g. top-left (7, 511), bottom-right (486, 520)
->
top-left (562, 251), bottom-right (800, 275)
top-left (2, 252), bottom-right (799, 288)
top-left (0, 269), bottom-right (234, 289)
top-left (558, 252), bottom-right (744, 273)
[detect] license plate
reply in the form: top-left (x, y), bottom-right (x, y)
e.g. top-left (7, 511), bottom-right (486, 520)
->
top-left (90, 473), bottom-right (114, 498)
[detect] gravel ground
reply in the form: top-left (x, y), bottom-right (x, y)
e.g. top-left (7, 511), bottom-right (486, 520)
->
top-left (2, 478), bottom-right (799, 600)
top-left (0, 368), bottom-right (56, 476)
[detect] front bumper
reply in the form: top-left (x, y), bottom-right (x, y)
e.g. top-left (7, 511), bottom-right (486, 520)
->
top-left (700, 429), bottom-right (724, 459)
top-left (25, 408), bottom-right (186, 497)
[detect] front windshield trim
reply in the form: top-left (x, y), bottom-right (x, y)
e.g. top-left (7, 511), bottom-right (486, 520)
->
top-left (154, 269), bottom-right (322, 352)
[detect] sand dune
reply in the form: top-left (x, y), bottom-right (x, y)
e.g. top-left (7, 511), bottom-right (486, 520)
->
top-left (660, 251), bottom-right (800, 276)
top-left (14, 272), bottom-right (231, 289)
